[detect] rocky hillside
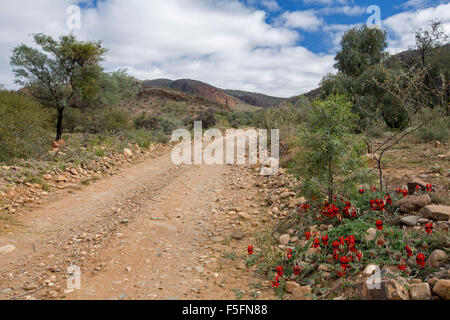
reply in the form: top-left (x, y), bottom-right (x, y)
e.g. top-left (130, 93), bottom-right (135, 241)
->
top-left (224, 89), bottom-right (283, 108)
top-left (142, 79), bottom-right (241, 108)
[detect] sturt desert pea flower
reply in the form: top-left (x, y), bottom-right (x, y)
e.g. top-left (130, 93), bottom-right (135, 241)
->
top-left (276, 265), bottom-right (283, 276)
top-left (247, 245), bottom-right (253, 255)
top-left (426, 184), bottom-right (433, 192)
top-left (376, 219), bottom-right (383, 231)
top-left (312, 238), bottom-right (320, 248)
top-left (322, 234), bottom-right (329, 246)
top-left (337, 270), bottom-right (346, 277)
top-left (405, 245), bottom-right (413, 257)
top-left (286, 248), bottom-right (292, 259)
top-left (370, 186), bottom-right (377, 192)
top-left (346, 235), bottom-right (355, 250)
top-left (416, 253), bottom-right (426, 268)
top-left (359, 188), bottom-right (365, 194)
top-left (356, 251), bottom-right (362, 262)
top-left (425, 222), bottom-right (433, 234)
top-left (305, 232), bottom-right (311, 240)
top-left (332, 240), bottom-right (340, 251)
top-left (293, 264), bottom-right (300, 275)
top-left (271, 275), bottom-right (280, 288)
top-left (332, 250), bottom-right (339, 261)
top-left (377, 238), bottom-right (385, 247)
top-left (397, 260), bottom-right (407, 271)
top-left (385, 193), bottom-right (392, 205)
top-left (340, 256), bottom-right (349, 270)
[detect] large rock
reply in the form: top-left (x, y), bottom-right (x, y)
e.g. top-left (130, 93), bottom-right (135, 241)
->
top-left (433, 279), bottom-right (450, 300)
top-left (409, 283), bottom-right (432, 300)
top-left (407, 178), bottom-right (429, 195)
top-left (357, 279), bottom-right (409, 300)
top-left (364, 228), bottom-right (377, 241)
top-left (0, 244), bottom-right (16, 254)
top-left (400, 215), bottom-right (420, 226)
top-left (420, 205), bottom-right (450, 221)
top-left (397, 194), bottom-right (431, 213)
top-left (291, 286), bottom-right (312, 300)
top-left (427, 250), bottom-right (448, 268)
top-left (286, 281), bottom-right (300, 293)
top-left (123, 148), bottom-right (133, 157)
top-left (279, 234), bottom-right (290, 246)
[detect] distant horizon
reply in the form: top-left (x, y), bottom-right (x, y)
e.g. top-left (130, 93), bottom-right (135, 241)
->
top-left (1, 1), bottom-right (449, 97)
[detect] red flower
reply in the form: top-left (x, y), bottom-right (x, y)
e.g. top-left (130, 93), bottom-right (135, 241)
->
top-left (332, 240), bottom-right (340, 251)
top-left (416, 253), bottom-right (426, 268)
top-left (322, 234), bottom-right (329, 246)
top-left (426, 184), bottom-right (433, 192)
top-left (247, 245), bottom-right (253, 255)
top-left (276, 265), bottom-right (283, 276)
top-left (332, 250), bottom-right (339, 261)
top-left (398, 260), bottom-right (407, 271)
top-left (376, 220), bottom-right (383, 231)
top-left (359, 189), bottom-right (365, 194)
top-left (377, 238), bottom-right (385, 247)
top-left (312, 238), bottom-right (320, 248)
top-left (425, 222), bottom-right (433, 235)
top-left (371, 186), bottom-right (377, 192)
top-left (305, 232), bottom-right (311, 240)
top-left (286, 248), bottom-right (292, 259)
top-left (385, 193), bottom-right (392, 205)
top-left (293, 264), bottom-right (300, 275)
top-left (271, 275), bottom-right (280, 288)
top-left (340, 256), bottom-right (349, 270)
top-left (337, 270), bottom-right (346, 277)
top-left (405, 245), bottom-right (413, 257)
top-left (356, 251), bottom-right (362, 261)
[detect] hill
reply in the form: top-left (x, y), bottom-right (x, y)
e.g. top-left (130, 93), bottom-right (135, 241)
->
top-left (223, 89), bottom-right (283, 108)
top-left (142, 79), bottom-right (241, 108)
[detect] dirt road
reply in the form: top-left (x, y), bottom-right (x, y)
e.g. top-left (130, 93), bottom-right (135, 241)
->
top-left (0, 138), bottom-right (277, 300)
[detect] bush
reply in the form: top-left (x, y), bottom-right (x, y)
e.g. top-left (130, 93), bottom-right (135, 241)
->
top-left (0, 91), bottom-right (52, 162)
top-left (416, 115), bottom-right (450, 142)
top-left (97, 109), bottom-right (132, 133)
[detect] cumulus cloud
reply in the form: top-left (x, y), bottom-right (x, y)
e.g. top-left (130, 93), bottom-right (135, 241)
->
top-left (278, 10), bottom-right (324, 31)
top-left (383, 3), bottom-right (450, 53)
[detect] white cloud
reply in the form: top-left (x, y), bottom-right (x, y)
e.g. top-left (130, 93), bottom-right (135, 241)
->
top-left (0, 0), bottom-right (335, 97)
top-left (302, 0), bottom-right (350, 5)
top-left (318, 5), bottom-right (365, 16)
top-left (260, 0), bottom-right (281, 12)
top-left (383, 3), bottom-right (450, 53)
top-left (278, 10), bottom-right (324, 31)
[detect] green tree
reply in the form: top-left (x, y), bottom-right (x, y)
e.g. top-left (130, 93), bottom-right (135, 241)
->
top-left (296, 95), bottom-right (369, 203)
top-left (10, 33), bottom-right (106, 141)
top-left (334, 25), bottom-right (387, 78)
top-left (98, 69), bottom-right (140, 107)
top-left (415, 20), bottom-right (449, 67)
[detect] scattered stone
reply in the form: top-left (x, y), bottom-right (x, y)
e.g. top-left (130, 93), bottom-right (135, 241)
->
top-left (400, 216), bottom-right (420, 226)
top-left (194, 266), bottom-right (204, 274)
top-left (409, 283), bottom-right (431, 300)
top-left (363, 264), bottom-right (379, 277)
top-left (427, 250), bottom-right (448, 268)
top-left (237, 212), bottom-right (250, 220)
top-left (231, 229), bottom-right (245, 240)
top-left (42, 174), bottom-right (52, 180)
top-left (364, 228), bottom-right (377, 241)
top-left (123, 148), bottom-right (133, 157)
top-left (397, 194), bottom-right (431, 213)
top-left (54, 175), bottom-right (68, 183)
top-left (0, 244), bottom-right (16, 254)
top-left (286, 281), bottom-right (300, 293)
top-left (279, 234), bottom-right (290, 246)
top-left (420, 205), bottom-right (450, 221)
top-left (357, 279), bottom-right (409, 300)
top-left (291, 286), bottom-right (312, 300)
top-left (433, 279), bottom-right (450, 300)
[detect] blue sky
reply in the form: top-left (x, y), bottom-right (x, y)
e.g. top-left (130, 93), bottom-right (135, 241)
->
top-left (0, 0), bottom-right (449, 97)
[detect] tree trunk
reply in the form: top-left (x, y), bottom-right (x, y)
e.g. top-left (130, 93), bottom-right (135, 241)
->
top-left (56, 107), bottom-right (64, 141)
